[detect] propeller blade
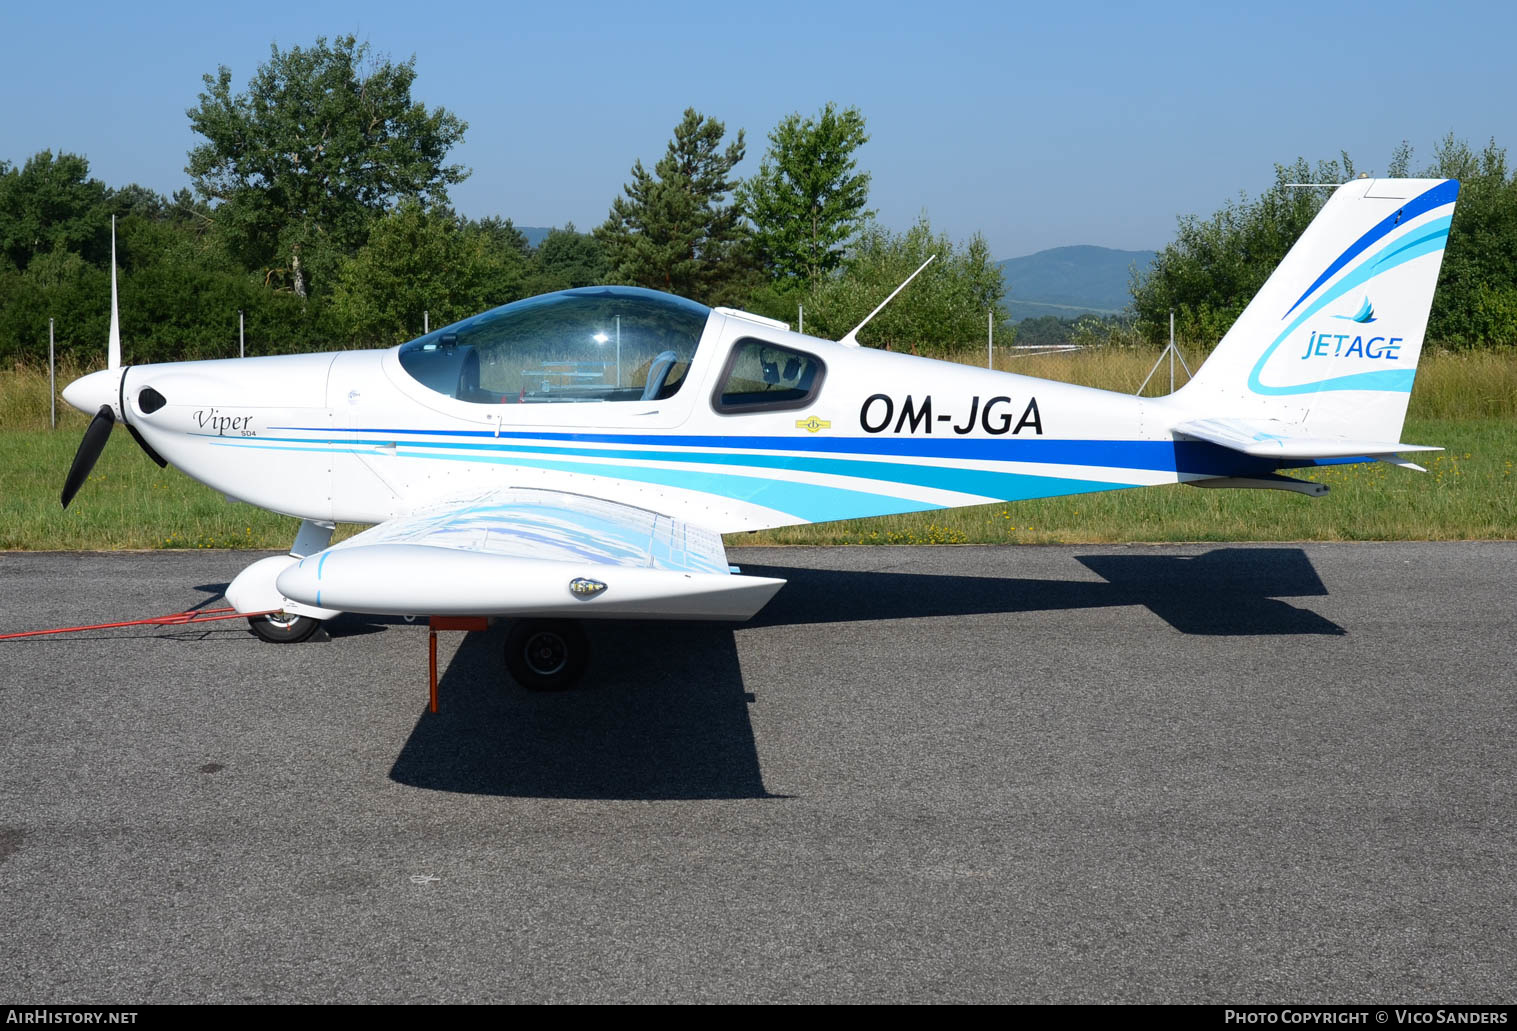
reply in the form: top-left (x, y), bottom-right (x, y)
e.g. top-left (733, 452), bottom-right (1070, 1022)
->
top-left (125, 424), bottom-right (167, 468)
top-left (108, 216), bottom-right (121, 371)
top-left (60, 405), bottom-right (115, 508)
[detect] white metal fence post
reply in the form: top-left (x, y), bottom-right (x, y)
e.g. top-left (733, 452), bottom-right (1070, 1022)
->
top-left (49, 318), bottom-right (56, 429)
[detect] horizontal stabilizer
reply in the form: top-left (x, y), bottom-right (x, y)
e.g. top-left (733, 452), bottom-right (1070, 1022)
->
top-left (1187, 474), bottom-right (1329, 497)
top-left (1172, 417), bottom-right (1441, 461)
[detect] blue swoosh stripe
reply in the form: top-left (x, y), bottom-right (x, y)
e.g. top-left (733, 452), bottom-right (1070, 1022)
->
top-left (1282, 179), bottom-right (1459, 319)
top-left (390, 446), bottom-right (1157, 497)
top-left (263, 428), bottom-right (1259, 473)
top-left (1249, 217), bottom-right (1451, 396)
top-left (212, 421), bottom-right (1363, 524)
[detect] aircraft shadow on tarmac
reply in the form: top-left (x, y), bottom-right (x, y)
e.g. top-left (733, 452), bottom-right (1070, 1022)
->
top-left (745, 545), bottom-right (1344, 637)
top-left (388, 620), bottom-right (774, 801)
top-left (387, 546), bottom-right (1340, 800)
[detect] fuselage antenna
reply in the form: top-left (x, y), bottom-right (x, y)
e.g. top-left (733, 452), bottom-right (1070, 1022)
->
top-left (838, 254), bottom-right (936, 348)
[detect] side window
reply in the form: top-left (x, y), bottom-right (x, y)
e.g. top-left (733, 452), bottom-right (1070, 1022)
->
top-left (713, 339), bottom-right (825, 414)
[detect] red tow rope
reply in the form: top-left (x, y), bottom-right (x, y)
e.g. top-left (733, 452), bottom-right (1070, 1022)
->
top-left (0, 607), bottom-right (276, 640)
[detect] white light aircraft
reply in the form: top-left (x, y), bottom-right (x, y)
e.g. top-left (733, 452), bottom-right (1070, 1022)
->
top-left (61, 177), bottom-right (1458, 688)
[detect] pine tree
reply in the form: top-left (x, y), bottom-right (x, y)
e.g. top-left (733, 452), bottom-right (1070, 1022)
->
top-left (596, 109), bottom-right (750, 302)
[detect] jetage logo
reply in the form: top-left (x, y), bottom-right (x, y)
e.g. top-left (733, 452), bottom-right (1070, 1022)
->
top-left (1333, 297), bottom-right (1377, 324)
top-left (1298, 293), bottom-right (1403, 363)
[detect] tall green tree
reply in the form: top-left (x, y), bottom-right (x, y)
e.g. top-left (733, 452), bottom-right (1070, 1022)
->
top-left (596, 108), bottom-right (751, 303)
top-left (185, 34), bottom-right (468, 300)
top-left (739, 103), bottom-right (873, 286)
top-left (0, 151), bottom-right (114, 271)
top-left (800, 216), bottom-right (1007, 355)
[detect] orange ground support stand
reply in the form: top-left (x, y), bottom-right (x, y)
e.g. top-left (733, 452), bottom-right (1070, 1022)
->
top-left (426, 616), bottom-right (489, 712)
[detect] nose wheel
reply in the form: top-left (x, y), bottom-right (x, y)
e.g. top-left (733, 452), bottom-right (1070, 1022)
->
top-left (504, 619), bottom-right (590, 691)
top-left (247, 611), bottom-right (323, 643)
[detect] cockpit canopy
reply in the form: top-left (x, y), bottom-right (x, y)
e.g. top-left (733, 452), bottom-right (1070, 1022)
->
top-left (396, 286), bottom-right (712, 405)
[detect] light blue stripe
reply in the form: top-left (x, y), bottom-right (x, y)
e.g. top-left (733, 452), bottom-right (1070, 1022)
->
top-left (206, 440), bottom-right (343, 456)
top-left (402, 448), bottom-right (1133, 520)
top-left (402, 449), bottom-right (943, 522)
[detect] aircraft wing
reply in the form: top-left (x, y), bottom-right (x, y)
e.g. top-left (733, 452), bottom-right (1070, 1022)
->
top-left (275, 488), bottom-right (785, 621)
top-left (1171, 417), bottom-right (1442, 461)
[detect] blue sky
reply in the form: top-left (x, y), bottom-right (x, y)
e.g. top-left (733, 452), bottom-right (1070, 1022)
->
top-left (3, 0), bottom-right (1512, 258)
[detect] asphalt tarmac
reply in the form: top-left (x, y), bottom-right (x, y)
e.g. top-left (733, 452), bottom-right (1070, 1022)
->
top-left (1, 543), bottom-right (1513, 1003)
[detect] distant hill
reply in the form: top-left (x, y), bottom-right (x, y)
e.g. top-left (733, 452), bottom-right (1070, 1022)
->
top-left (997, 245), bottom-right (1157, 322)
top-left (518, 226), bottom-right (553, 248)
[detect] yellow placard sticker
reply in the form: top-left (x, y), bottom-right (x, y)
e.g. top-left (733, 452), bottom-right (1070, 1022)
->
top-left (795, 416), bottom-right (832, 433)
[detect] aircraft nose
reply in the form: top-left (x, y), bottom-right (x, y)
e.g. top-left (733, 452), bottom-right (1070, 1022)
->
top-left (61, 368), bottom-right (121, 417)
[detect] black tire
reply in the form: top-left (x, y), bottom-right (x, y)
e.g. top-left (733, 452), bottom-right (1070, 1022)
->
top-left (504, 619), bottom-right (590, 691)
top-left (247, 611), bottom-right (323, 644)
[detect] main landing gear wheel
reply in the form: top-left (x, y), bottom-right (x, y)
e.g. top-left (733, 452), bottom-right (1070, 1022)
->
top-left (504, 619), bottom-right (590, 691)
top-left (247, 611), bottom-right (323, 644)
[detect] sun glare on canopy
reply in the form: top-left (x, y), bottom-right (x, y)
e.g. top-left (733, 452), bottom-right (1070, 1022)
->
top-left (396, 286), bottom-right (712, 405)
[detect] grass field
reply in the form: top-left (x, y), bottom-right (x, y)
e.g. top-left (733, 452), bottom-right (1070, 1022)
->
top-left (2, 348), bottom-right (1513, 550)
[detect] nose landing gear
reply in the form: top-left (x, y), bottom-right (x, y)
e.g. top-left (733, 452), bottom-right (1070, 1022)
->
top-left (247, 610), bottom-right (324, 644)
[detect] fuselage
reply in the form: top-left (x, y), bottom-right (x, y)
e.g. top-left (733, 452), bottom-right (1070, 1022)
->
top-left (63, 287), bottom-right (1271, 533)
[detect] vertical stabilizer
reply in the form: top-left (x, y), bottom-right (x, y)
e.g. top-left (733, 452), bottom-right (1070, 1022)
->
top-left (1173, 178), bottom-right (1458, 443)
